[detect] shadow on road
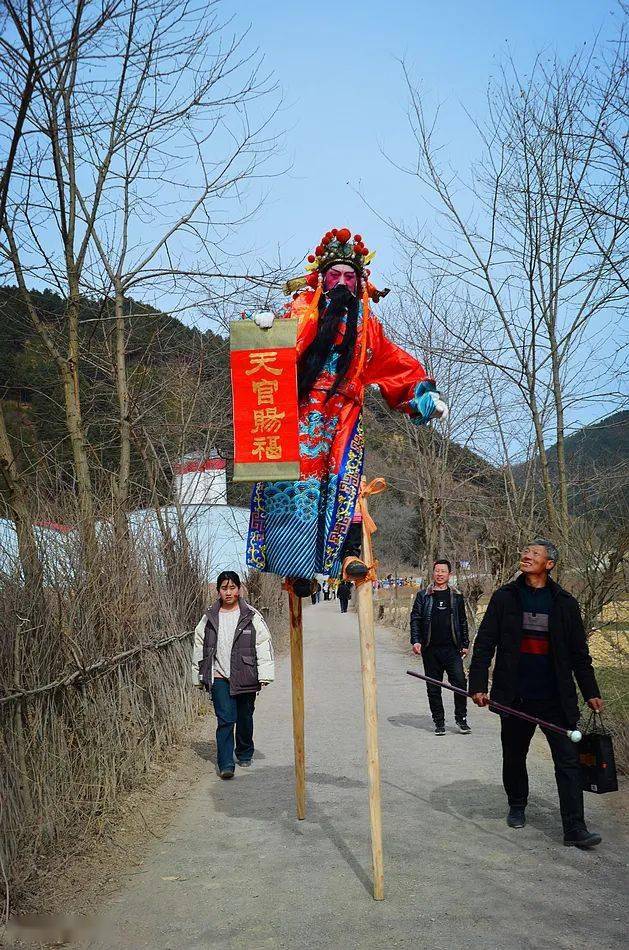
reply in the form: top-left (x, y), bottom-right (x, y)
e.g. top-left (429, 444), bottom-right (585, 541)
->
top-left (309, 771), bottom-right (365, 790)
top-left (190, 739), bottom-right (215, 763)
top-left (190, 739), bottom-right (267, 765)
top-left (204, 763), bottom-right (373, 895)
top-left (387, 712), bottom-right (435, 733)
top-left (312, 803), bottom-right (373, 896)
top-left (429, 778), bottom-right (561, 841)
top-left (379, 774), bottom-right (565, 849)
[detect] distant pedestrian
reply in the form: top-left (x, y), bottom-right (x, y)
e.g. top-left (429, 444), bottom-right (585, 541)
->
top-left (410, 559), bottom-right (471, 736)
top-left (194, 571), bottom-right (275, 779)
top-left (469, 539), bottom-right (604, 848)
top-left (338, 580), bottom-right (352, 613)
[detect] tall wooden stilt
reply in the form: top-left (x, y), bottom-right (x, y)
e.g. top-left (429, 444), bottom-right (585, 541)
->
top-left (357, 488), bottom-right (385, 900)
top-left (288, 588), bottom-right (306, 820)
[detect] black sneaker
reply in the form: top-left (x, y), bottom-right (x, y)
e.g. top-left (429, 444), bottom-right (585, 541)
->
top-left (434, 723), bottom-right (446, 736)
top-left (563, 829), bottom-right (602, 849)
top-left (456, 719), bottom-right (472, 734)
top-left (507, 806), bottom-right (526, 828)
top-left (218, 768), bottom-right (235, 780)
top-left (237, 759), bottom-right (252, 768)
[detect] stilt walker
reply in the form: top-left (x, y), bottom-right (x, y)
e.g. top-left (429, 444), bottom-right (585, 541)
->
top-left (231, 226), bottom-right (449, 899)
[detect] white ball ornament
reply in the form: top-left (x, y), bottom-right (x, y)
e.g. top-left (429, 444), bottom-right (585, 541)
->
top-left (252, 311), bottom-right (275, 329)
top-left (569, 730), bottom-right (582, 743)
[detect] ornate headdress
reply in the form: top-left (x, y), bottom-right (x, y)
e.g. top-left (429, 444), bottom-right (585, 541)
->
top-left (284, 228), bottom-right (389, 302)
top-left (306, 227), bottom-right (374, 277)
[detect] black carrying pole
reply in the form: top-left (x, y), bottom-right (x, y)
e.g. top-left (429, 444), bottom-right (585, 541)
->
top-left (406, 669), bottom-right (580, 740)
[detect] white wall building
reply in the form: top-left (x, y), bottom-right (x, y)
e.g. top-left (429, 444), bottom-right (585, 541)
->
top-left (173, 452), bottom-right (227, 506)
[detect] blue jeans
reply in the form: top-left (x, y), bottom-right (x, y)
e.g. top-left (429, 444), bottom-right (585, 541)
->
top-left (210, 678), bottom-right (256, 772)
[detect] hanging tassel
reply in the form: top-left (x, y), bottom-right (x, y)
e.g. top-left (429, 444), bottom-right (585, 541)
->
top-left (298, 277), bottom-right (322, 331)
top-left (353, 282), bottom-right (370, 380)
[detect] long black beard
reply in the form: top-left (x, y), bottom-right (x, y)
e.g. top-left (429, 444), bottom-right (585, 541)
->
top-left (297, 284), bottom-right (359, 401)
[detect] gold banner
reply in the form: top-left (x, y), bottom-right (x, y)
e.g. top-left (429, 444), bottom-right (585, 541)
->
top-left (230, 318), bottom-right (300, 483)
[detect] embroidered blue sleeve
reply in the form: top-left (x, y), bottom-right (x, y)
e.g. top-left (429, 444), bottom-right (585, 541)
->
top-left (408, 380), bottom-right (438, 424)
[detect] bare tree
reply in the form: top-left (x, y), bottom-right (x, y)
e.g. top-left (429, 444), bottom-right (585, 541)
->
top-left (383, 34), bottom-right (628, 621)
top-left (1, 1), bottom-right (131, 551)
top-left (64, 0), bottom-right (281, 525)
top-left (0, 0), bottom-right (121, 580)
top-left (387, 40), bottom-right (627, 541)
top-left (372, 285), bottom-right (497, 574)
top-left (0, 0), bottom-right (287, 915)
top-left (0, 0), bottom-right (282, 549)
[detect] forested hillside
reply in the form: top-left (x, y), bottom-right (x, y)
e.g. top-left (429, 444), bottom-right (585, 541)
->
top-left (0, 286), bottom-right (233, 510)
top-left (512, 411), bottom-right (629, 519)
top-left (4, 284), bottom-right (624, 565)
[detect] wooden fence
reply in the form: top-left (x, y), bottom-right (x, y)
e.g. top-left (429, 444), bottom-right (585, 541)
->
top-left (1, 630), bottom-right (197, 913)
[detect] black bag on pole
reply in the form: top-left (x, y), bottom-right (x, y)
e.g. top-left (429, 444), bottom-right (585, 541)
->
top-left (578, 712), bottom-right (618, 794)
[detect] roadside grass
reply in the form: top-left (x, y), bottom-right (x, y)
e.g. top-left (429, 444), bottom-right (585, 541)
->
top-left (591, 665), bottom-right (629, 774)
top-left (594, 666), bottom-right (629, 714)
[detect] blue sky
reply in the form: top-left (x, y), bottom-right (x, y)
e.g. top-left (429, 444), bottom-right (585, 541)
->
top-left (230, 0), bottom-right (618, 281)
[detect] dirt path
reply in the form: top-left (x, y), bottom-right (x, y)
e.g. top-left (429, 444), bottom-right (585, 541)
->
top-left (83, 600), bottom-right (628, 950)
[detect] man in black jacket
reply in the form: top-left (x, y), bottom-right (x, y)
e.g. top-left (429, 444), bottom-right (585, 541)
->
top-left (469, 539), bottom-right (604, 848)
top-left (410, 559), bottom-right (471, 736)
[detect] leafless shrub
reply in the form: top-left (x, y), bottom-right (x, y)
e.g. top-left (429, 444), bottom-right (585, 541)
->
top-left (246, 570), bottom-right (288, 653)
top-left (0, 491), bottom-right (206, 912)
top-left (0, 0), bottom-right (286, 920)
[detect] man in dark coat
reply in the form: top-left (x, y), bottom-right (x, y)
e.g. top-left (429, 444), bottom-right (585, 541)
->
top-left (410, 559), bottom-right (471, 735)
top-left (469, 539), bottom-right (604, 848)
top-left (338, 580), bottom-right (352, 613)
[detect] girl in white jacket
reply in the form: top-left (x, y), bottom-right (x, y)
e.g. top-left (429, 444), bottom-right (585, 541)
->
top-left (193, 571), bottom-right (274, 778)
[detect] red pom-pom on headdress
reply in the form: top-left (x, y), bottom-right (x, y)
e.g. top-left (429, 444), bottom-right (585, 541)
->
top-left (285, 227), bottom-right (376, 296)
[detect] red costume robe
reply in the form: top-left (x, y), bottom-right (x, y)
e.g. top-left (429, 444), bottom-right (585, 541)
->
top-left (247, 290), bottom-right (434, 579)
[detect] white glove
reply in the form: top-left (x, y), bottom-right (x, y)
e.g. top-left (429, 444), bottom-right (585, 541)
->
top-left (252, 310), bottom-right (275, 330)
top-left (434, 398), bottom-right (449, 420)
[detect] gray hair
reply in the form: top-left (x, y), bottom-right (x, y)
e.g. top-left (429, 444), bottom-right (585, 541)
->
top-left (529, 537), bottom-right (559, 568)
